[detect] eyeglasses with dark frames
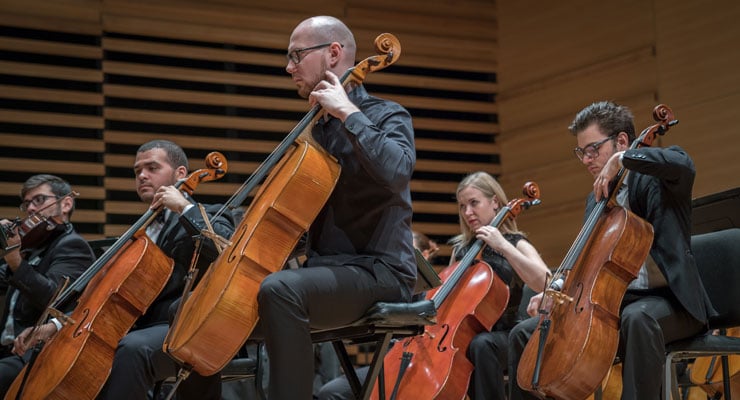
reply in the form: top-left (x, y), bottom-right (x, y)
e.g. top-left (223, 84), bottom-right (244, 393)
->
top-left (573, 135), bottom-right (616, 161)
top-left (20, 194), bottom-right (59, 212)
top-left (286, 42), bottom-right (342, 64)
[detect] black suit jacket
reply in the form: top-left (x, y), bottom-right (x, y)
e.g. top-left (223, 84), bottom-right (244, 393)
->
top-left (0, 223), bottom-right (94, 345)
top-left (134, 201), bottom-right (235, 328)
top-left (585, 145), bottom-right (714, 324)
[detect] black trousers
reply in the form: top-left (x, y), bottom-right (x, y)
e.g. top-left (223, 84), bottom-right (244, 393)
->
top-left (0, 345), bottom-right (30, 396)
top-left (96, 323), bottom-right (220, 400)
top-left (255, 262), bottom-right (410, 400)
top-left (508, 289), bottom-right (705, 400)
top-left (467, 329), bottom-right (509, 400)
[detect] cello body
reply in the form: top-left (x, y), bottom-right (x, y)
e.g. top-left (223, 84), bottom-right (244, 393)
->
top-left (372, 260), bottom-right (508, 400)
top-left (5, 233), bottom-right (173, 399)
top-left (518, 205), bottom-right (653, 400)
top-left (165, 140), bottom-right (340, 375)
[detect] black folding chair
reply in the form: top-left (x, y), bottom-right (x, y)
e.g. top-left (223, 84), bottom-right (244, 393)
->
top-left (664, 228), bottom-right (740, 400)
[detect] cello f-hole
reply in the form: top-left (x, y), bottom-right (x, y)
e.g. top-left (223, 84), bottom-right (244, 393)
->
top-left (226, 225), bottom-right (248, 263)
top-left (437, 324), bottom-right (450, 352)
top-left (72, 309), bottom-right (90, 338)
top-left (573, 283), bottom-right (584, 314)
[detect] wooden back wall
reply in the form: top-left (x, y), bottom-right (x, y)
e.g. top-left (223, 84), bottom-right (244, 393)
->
top-left (1, 0), bottom-right (739, 271)
top-left (497, 0), bottom-right (740, 268)
top-left (0, 0), bottom-right (497, 269)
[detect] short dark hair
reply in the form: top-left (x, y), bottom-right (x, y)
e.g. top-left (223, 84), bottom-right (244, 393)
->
top-left (568, 101), bottom-right (636, 142)
top-left (137, 140), bottom-right (189, 170)
top-left (21, 174), bottom-right (75, 217)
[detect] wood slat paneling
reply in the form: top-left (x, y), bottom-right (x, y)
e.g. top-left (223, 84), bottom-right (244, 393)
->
top-left (0, 133), bottom-right (103, 152)
top-left (103, 85), bottom-right (307, 112)
top-left (3, 0), bottom-right (498, 257)
top-left (0, 85), bottom-right (103, 106)
top-left (0, 37), bottom-right (101, 59)
top-left (0, 0), bottom-right (102, 34)
top-left (0, 60), bottom-right (102, 82)
top-left (0, 110), bottom-right (103, 129)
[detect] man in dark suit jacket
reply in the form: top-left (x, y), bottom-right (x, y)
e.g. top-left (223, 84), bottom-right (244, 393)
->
top-left (12, 141), bottom-right (235, 399)
top-left (508, 101), bottom-right (715, 400)
top-left (0, 174), bottom-right (95, 394)
top-left (94, 139), bottom-right (236, 400)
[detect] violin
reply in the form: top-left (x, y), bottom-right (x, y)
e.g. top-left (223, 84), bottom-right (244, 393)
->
top-left (0, 192), bottom-right (79, 257)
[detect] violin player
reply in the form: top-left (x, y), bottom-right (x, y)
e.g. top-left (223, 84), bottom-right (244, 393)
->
top-left (508, 101), bottom-right (715, 399)
top-left (13, 140), bottom-right (236, 399)
top-left (0, 174), bottom-right (95, 395)
top-left (317, 172), bottom-right (549, 400)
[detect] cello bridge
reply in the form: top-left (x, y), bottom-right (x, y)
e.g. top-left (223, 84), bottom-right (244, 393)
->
top-left (47, 307), bottom-right (77, 326)
top-left (545, 289), bottom-right (574, 305)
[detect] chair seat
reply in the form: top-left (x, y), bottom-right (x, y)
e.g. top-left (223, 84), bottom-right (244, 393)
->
top-left (220, 357), bottom-right (258, 382)
top-left (667, 334), bottom-right (740, 357)
top-left (355, 299), bottom-right (437, 327)
top-left (309, 299), bottom-right (436, 343)
top-left (308, 299), bottom-right (438, 400)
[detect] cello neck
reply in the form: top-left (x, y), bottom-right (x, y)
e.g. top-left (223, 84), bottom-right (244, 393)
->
top-left (52, 205), bottom-right (165, 311)
top-left (434, 182), bottom-right (541, 308)
top-left (52, 171), bottom-right (208, 311)
top-left (211, 68), bottom-right (354, 218)
top-left (433, 207), bottom-right (511, 308)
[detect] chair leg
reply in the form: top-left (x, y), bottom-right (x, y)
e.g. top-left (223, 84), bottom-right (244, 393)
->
top-left (665, 353), bottom-right (682, 400)
top-left (255, 343), bottom-right (267, 400)
top-left (360, 332), bottom-right (394, 400)
top-left (720, 355), bottom-right (732, 400)
top-left (331, 339), bottom-right (362, 398)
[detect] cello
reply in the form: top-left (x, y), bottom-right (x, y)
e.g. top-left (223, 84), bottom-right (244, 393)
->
top-left (5, 152), bottom-right (227, 400)
top-left (518, 105), bottom-right (679, 399)
top-left (371, 182), bottom-right (541, 400)
top-left (163, 33), bottom-right (402, 377)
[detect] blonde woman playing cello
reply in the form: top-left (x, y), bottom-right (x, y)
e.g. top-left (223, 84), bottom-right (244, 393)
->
top-left (451, 171), bottom-right (550, 400)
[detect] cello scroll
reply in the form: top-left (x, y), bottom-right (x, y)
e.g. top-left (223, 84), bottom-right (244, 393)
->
top-left (347, 33), bottom-right (401, 86)
top-left (506, 182), bottom-right (541, 218)
top-left (177, 151), bottom-right (227, 196)
top-left (636, 104), bottom-right (678, 148)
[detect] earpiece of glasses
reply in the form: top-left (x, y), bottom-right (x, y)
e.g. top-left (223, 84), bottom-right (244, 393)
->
top-left (20, 194), bottom-right (58, 212)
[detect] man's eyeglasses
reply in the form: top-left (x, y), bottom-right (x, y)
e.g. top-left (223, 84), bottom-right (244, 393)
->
top-left (573, 135), bottom-right (616, 161)
top-left (20, 194), bottom-right (58, 212)
top-left (286, 42), bottom-right (341, 65)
